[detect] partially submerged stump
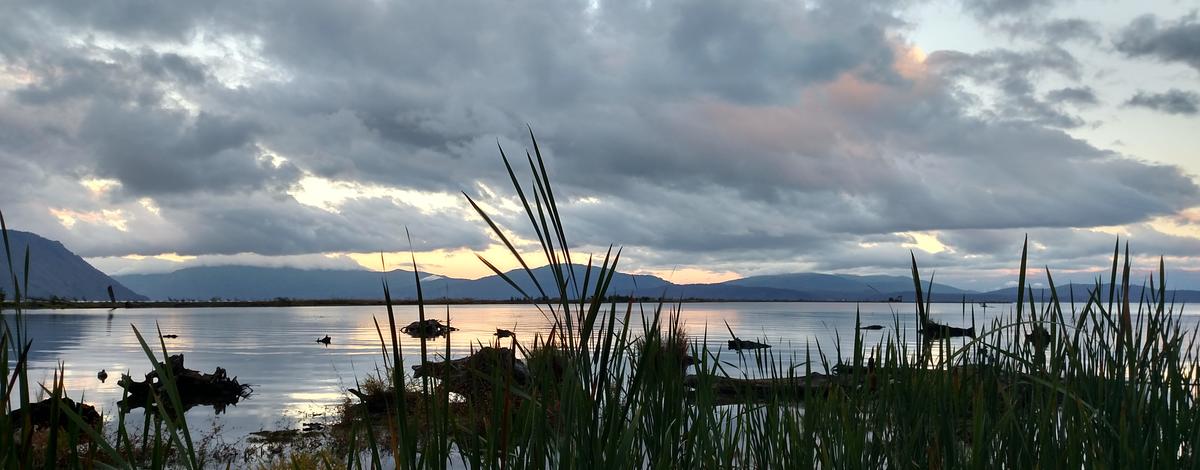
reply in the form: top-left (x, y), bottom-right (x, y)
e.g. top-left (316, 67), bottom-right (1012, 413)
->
top-left (118, 354), bottom-right (252, 415)
top-left (728, 339), bottom-right (771, 351)
top-left (922, 321), bottom-right (975, 339)
top-left (685, 373), bottom-right (829, 404)
top-left (8, 397), bottom-right (101, 430)
top-left (1026, 325), bottom-right (1052, 349)
top-left (402, 319), bottom-right (458, 339)
top-left (412, 347), bottom-right (529, 399)
top-left (724, 320), bottom-right (771, 351)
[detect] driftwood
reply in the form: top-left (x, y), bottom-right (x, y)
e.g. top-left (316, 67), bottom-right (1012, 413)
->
top-left (1026, 326), bottom-right (1052, 348)
top-left (922, 321), bottom-right (975, 339)
top-left (724, 320), bottom-right (771, 351)
top-left (412, 347), bottom-right (528, 398)
top-left (859, 325), bottom-right (885, 330)
top-left (8, 397), bottom-right (101, 430)
top-left (684, 364), bottom-right (1044, 406)
top-left (118, 354), bottom-right (252, 415)
top-left (684, 373), bottom-right (834, 405)
top-left (402, 319), bottom-right (458, 339)
top-left (728, 339), bottom-right (771, 351)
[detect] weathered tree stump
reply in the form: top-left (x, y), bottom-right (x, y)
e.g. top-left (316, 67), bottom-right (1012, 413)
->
top-left (402, 319), bottom-right (458, 339)
top-left (412, 347), bottom-right (529, 398)
top-left (7, 397), bottom-right (101, 430)
top-left (728, 339), bottom-right (771, 351)
top-left (118, 354), bottom-right (252, 415)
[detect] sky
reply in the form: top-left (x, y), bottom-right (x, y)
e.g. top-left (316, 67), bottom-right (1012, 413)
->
top-left (0, 0), bottom-right (1198, 291)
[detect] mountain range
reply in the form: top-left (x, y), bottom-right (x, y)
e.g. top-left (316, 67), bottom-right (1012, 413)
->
top-left (7, 229), bottom-right (1200, 304)
top-left (0, 230), bottom-right (146, 301)
top-left (118, 264), bottom-right (1200, 303)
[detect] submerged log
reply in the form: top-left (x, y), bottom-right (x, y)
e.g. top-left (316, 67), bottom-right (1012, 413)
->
top-left (412, 347), bottom-right (529, 398)
top-left (7, 397), bottom-right (101, 430)
top-left (402, 319), bottom-right (459, 339)
top-left (728, 339), bottom-right (771, 351)
top-left (1026, 325), bottom-right (1052, 348)
top-left (684, 373), bottom-right (833, 404)
top-left (923, 321), bottom-right (975, 339)
top-left (684, 364), bottom-right (1039, 405)
top-left (118, 354), bottom-right (252, 415)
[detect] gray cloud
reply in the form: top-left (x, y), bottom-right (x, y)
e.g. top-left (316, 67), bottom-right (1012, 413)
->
top-left (961, 0), bottom-right (1054, 19)
top-left (1125, 89), bottom-right (1200, 115)
top-left (1045, 86), bottom-right (1098, 106)
top-left (926, 46), bottom-right (1088, 127)
top-left (1115, 12), bottom-right (1200, 72)
top-left (0, 0), bottom-right (1196, 285)
top-left (999, 18), bottom-right (1101, 44)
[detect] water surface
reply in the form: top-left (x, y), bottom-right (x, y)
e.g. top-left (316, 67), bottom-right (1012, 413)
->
top-left (8, 301), bottom-right (1167, 442)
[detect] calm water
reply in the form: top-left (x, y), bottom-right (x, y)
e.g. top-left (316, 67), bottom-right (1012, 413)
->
top-left (6, 301), bottom-right (1184, 443)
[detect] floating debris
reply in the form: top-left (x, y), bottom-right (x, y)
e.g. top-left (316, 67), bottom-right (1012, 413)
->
top-left (8, 397), bottom-right (101, 430)
top-left (401, 319), bottom-right (458, 339)
top-left (412, 347), bottom-right (529, 399)
top-left (118, 354), bottom-right (252, 415)
top-left (923, 321), bottom-right (975, 339)
top-left (161, 334), bottom-right (179, 339)
top-left (859, 325), bottom-right (885, 330)
top-left (728, 339), bottom-right (772, 351)
top-left (724, 320), bottom-right (771, 351)
top-left (1026, 325), bottom-right (1052, 349)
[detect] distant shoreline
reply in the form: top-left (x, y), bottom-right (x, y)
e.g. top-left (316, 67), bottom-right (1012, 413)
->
top-left (4, 298), bottom-right (1014, 310)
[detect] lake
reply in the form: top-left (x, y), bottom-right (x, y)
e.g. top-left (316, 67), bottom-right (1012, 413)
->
top-left (8, 301), bottom-right (1181, 445)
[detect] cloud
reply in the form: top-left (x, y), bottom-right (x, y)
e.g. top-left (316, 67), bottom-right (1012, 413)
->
top-left (999, 18), bottom-right (1101, 44)
top-left (1125, 89), bottom-right (1200, 116)
top-left (1045, 86), bottom-right (1098, 106)
top-left (961, 0), bottom-right (1054, 19)
top-left (0, 0), bottom-right (1197, 288)
top-left (925, 46), bottom-right (1089, 127)
top-left (1115, 12), bottom-right (1200, 72)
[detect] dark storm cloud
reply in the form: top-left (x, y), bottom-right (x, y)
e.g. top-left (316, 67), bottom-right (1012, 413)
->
top-left (0, 0), bottom-right (1197, 277)
top-left (1115, 12), bottom-right (1200, 72)
top-left (1125, 89), bottom-right (1200, 116)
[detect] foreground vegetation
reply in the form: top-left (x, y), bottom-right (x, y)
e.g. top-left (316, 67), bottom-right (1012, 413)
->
top-left (3, 134), bottom-right (1199, 468)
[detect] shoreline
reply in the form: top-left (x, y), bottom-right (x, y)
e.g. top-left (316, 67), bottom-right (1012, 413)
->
top-left (4, 298), bottom-right (1014, 310)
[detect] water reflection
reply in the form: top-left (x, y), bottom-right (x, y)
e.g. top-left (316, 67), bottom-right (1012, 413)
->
top-left (7, 302), bottom-right (1196, 441)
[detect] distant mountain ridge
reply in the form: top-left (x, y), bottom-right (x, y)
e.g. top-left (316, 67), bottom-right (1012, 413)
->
top-left (114, 263), bottom-right (1200, 304)
top-left (0, 230), bottom-right (146, 301)
top-left (7, 228), bottom-right (1199, 304)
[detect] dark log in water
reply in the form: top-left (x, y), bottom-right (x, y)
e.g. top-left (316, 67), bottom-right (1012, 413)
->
top-left (684, 365), bottom-right (1045, 405)
top-left (1026, 325), bottom-right (1052, 348)
top-left (922, 321), bottom-right (975, 339)
top-left (684, 373), bottom-right (832, 404)
top-left (412, 347), bottom-right (529, 398)
top-left (118, 354), bottom-right (252, 415)
top-left (728, 339), bottom-right (771, 350)
top-left (402, 319), bottom-right (459, 339)
top-left (8, 397), bottom-right (101, 430)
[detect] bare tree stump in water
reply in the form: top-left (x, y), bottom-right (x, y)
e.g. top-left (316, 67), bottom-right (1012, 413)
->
top-left (118, 354), bottom-right (252, 415)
